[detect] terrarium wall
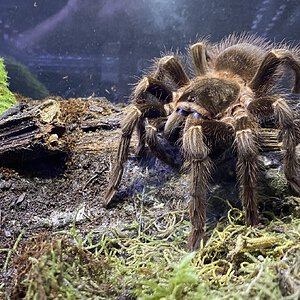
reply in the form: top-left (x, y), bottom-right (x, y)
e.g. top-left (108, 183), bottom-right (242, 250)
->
top-left (0, 0), bottom-right (300, 101)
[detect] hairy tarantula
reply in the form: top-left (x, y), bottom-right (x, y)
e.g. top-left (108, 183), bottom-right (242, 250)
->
top-left (105, 34), bottom-right (300, 250)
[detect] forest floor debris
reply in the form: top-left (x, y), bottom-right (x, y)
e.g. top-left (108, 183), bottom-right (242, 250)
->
top-left (4, 196), bottom-right (300, 300)
top-left (0, 96), bottom-right (299, 299)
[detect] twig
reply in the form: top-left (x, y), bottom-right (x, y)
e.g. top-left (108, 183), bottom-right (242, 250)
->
top-left (245, 264), bottom-right (264, 295)
top-left (2, 230), bottom-right (24, 272)
top-left (82, 164), bottom-right (109, 190)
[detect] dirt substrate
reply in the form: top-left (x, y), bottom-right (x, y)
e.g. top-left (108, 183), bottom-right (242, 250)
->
top-left (0, 97), bottom-right (299, 299)
top-left (0, 97), bottom-right (183, 297)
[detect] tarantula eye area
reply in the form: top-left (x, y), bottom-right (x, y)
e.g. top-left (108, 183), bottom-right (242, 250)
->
top-left (177, 91), bottom-right (195, 103)
top-left (176, 107), bottom-right (190, 116)
top-left (188, 94), bottom-right (197, 102)
top-left (192, 111), bottom-right (209, 120)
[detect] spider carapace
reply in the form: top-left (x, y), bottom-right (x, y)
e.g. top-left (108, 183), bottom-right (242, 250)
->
top-left (105, 34), bottom-right (300, 250)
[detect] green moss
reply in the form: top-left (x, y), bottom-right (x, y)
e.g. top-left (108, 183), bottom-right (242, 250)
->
top-left (0, 58), bottom-right (16, 114)
top-left (8, 196), bottom-right (300, 300)
top-left (5, 59), bottom-right (49, 100)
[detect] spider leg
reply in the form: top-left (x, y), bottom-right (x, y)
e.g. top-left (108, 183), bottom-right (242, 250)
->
top-left (132, 76), bottom-right (173, 103)
top-left (248, 96), bottom-right (300, 193)
top-left (105, 53), bottom-right (190, 206)
top-left (104, 77), bottom-right (170, 207)
top-left (136, 118), bottom-right (147, 157)
top-left (182, 116), bottom-right (213, 250)
top-left (154, 55), bottom-right (190, 87)
top-left (190, 42), bottom-right (209, 76)
top-left (250, 49), bottom-right (300, 95)
top-left (134, 76), bottom-right (173, 158)
top-left (135, 55), bottom-right (189, 156)
top-left (144, 118), bottom-right (181, 168)
top-left (231, 106), bottom-right (260, 225)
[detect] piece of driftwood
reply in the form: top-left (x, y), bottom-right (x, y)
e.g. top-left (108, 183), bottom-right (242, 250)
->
top-left (0, 100), bottom-right (66, 167)
top-left (80, 119), bottom-right (115, 131)
top-left (259, 128), bottom-right (281, 152)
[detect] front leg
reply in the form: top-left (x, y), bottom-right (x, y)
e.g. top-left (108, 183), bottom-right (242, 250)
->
top-left (233, 107), bottom-right (260, 225)
top-left (104, 101), bottom-right (166, 207)
top-left (183, 116), bottom-right (213, 250)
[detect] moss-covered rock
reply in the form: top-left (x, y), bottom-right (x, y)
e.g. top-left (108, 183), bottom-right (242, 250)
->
top-left (0, 58), bottom-right (16, 114)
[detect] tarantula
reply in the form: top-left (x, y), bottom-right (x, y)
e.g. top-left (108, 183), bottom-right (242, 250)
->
top-left (104, 34), bottom-right (300, 250)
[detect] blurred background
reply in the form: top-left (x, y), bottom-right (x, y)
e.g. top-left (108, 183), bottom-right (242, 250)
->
top-left (0, 0), bottom-right (299, 102)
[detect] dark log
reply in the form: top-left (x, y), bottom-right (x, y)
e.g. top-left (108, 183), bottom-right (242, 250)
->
top-left (0, 100), bottom-right (67, 169)
top-left (259, 128), bottom-right (281, 152)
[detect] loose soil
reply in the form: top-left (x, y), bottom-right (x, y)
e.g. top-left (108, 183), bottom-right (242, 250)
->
top-left (0, 97), bottom-right (186, 296)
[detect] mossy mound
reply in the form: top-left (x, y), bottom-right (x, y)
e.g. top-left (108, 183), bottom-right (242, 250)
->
top-left (5, 59), bottom-right (49, 100)
top-left (0, 58), bottom-right (16, 114)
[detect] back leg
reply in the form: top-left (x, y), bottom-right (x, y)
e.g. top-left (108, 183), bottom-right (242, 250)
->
top-left (247, 96), bottom-right (300, 194)
top-left (250, 49), bottom-right (300, 95)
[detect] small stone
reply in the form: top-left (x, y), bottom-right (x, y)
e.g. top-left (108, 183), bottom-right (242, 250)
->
top-left (89, 105), bottom-right (104, 113)
top-left (39, 99), bottom-right (61, 123)
top-left (48, 134), bottom-right (59, 146)
top-left (0, 180), bottom-right (12, 190)
top-left (16, 193), bottom-right (26, 205)
top-left (4, 229), bottom-right (12, 237)
top-left (257, 255), bottom-right (264, 261)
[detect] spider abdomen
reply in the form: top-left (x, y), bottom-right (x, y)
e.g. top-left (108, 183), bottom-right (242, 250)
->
top-left (215, 44), bottom-right (266, 82)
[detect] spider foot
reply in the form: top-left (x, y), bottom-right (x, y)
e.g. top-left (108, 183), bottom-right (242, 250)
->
top-left (245, 210), bottom-right (259, 227)
top-left (103, 187), bottom-right (116, 208)
top-left (188, 229), bottom-right (205, 251)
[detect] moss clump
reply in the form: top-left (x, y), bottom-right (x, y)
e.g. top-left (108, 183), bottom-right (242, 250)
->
top-left (0, 58), bottom-right (16, 114)
top-left (11, 234), bottom-right (117, 300)
top-left (5, 59), bottom-right (49, 100)
top-left (8, 195), bottom-right (300, 300)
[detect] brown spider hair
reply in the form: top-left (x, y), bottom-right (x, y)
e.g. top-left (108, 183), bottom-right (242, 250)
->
top-left (105, 33), bottom-right (300, 250)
